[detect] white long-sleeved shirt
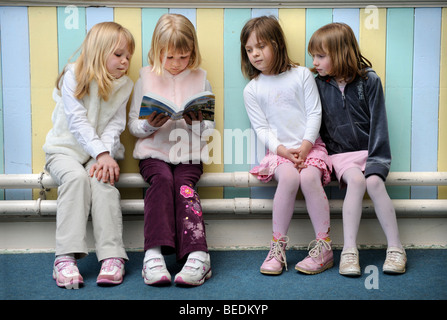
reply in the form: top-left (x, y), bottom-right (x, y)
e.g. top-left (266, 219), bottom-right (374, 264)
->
top-left (243, 66), bottom-right (322, 153)
top-left (43, 64), bottom-right (133, 163)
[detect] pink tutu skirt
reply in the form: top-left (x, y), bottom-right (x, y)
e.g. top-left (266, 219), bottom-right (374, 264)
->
top-left (250, 137), bottom-right (332, 186)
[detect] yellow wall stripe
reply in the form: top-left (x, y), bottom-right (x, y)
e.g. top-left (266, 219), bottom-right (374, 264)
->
top-left (28, 7), bottom-right (59, 199)
top-left (279, 9), bottom-right (306, 66)
top-left (196, 8), bottom-right (224, 198)
top-left (359, 7), bottom-right (387, 86)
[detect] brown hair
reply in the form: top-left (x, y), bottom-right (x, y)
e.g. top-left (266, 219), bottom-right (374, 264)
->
top-left (57, 21), bottom-right (135, 100)
top-left (240, 16), bottom-right (298, 80)
top-left (148, 13), bottom-right (202, 75)
top-left (308, 22), bottom-right (371, 82)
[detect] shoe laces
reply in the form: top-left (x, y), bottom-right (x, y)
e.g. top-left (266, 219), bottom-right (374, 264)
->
top-left (308, 239), bottom-right (331, 263)
top-left (267, 236), bottom-right (289, 271)
top-left (385, 249), bottom-right (405, 264)
top-left (101, 258), bottom-right (124, 272)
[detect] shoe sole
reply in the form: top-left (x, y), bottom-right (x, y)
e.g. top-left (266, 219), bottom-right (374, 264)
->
top-left (295, 260), bottom-right (334, 275)
top-left (339, 267), bottom-right (361, 277)
top-left (174, 269), bottom-right (212, 286)
top-left (383, 268), bottom-right (406, 274)
top-left (260, 268), bottom-right (283, 275)
top-left (142, 270), bottom-right (172, 285)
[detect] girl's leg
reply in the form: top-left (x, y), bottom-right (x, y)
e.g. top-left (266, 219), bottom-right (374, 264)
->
top-left (87, 158), bottom-right (128, 262)
top-left (139, 158), bottom-right (176, 252)
top-left (140, 158), bottom-right (175, 286)
top-left (295, 165), bottom-right (333, 274)
top-left (271, 163), bottom-right (300, 239)
top-left (366, 175), bottom-right (406, 274)
top-left (173, 163), bottom-right (212, 286)
top-left (341, 167), bottom-right (366, 250)
top-left (260, 163), bottom-right (299, 275)
top-left (46, 154), bottom-right (91, 258)
top-left (339, 167), bottom-right (366, 276)
top-left (173, 162), bottom-right (207, 260)
top-left (45, 154), bottom-right (89, 288)
top-left (366, 175), bottom-right (402, 248)
top-left (299, 166), bottom-right (330, 240)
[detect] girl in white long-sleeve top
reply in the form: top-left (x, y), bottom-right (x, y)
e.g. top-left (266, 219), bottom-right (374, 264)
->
top-left (241, 16), bottom-right (333, 276)
top-left (43, 22), bottom-right (135, 288)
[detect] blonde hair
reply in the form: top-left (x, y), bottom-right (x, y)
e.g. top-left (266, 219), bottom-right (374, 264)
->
top-left (240, 16), bottom-right (298, 80)
top-left (308, 22), bottom-right (371, 82)
top-left (148, 14), bottom-right (201, 75)
top-left (56, 21), bottom-right (135, 101)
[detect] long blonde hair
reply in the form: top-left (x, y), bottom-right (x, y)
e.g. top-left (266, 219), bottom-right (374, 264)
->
top-left (56, 21), bottom-right (135, 101)
top-left (148, 14), bottom-right (201, 75)
top-left (308, 23), bottom-right (371, 82)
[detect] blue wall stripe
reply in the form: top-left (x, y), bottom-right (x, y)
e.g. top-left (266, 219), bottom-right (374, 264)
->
top-left (223, 8), bottom-right (251, 199)
top-left (0, 7), bottom-right (32, 200)
top-left (57, 6), bottom-right (86, 72)
top-left (411, 8), bottom-right (442, 199)
top-left (333, 8), bottom-right (360, 40)
top-left (142, 8), bottom-right (168, 67)
top-left (385, 8), bottom-right (414, 199)
top-left (86, 6), bottom-right (113, 31)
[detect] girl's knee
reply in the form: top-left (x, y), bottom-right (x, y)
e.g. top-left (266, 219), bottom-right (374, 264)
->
top-left (366, 174), bottom-right (385, 194)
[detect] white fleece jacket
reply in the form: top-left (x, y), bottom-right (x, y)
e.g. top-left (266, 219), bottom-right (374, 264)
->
top-left (128, 66), bottom-right (215, 164)
top-left (43, 64), bottom-right (134, 164)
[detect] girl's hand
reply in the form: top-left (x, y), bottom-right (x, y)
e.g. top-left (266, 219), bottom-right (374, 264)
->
top-left (183, 110), bottom-right (203, 125)
top-left (276, 145), bottom-right (304, 168)
top-left (295, 140), bottom-right (313, 171)
top-left (147, 111), bottom-right (169, 127)
top-left (89, 152), bottom-right (120, 186)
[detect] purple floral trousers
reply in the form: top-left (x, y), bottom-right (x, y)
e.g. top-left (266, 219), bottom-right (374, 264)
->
top-left (139, 158), bottom-right (208, 260)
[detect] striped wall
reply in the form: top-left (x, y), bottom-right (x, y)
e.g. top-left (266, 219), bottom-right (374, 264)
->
top-left (0, 5), bottom-right (446, 202)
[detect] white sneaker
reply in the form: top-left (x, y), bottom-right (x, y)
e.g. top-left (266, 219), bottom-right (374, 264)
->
top-left (174, 252), bottom-right (212, 286)
top-left (339, 247), bottom-right (361, 276)
top-left (142, 255), bottom-right (171, 285)
top-left (383, 247), bottom-right (407, 274)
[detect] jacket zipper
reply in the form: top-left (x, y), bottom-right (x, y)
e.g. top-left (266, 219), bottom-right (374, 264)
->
top-left (341, 89), bottom-right (360, 149)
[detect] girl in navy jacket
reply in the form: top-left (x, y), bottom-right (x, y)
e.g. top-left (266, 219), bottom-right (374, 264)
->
top-left (308, 23), bottom-right (406, 276)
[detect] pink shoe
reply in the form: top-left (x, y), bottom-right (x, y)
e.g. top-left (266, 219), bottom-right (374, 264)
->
top-left (295, 239), bottom-right (333, 274)
top-left (97, 258), bottom-right (125, 285)
top-left (53, 255), bottom-right (84, 289)
top-left (260, 236), bottom-right (288, 275)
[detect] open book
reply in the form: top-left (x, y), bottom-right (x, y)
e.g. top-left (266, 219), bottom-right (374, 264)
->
top-left (139, 91), bottom-right (215, 121)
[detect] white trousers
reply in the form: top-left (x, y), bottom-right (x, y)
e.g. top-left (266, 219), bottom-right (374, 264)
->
top-left (45, 153), bottom-right (128, 261)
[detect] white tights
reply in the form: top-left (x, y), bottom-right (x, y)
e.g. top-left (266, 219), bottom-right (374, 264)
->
top-left (341, 167), bottom-right (402, 250)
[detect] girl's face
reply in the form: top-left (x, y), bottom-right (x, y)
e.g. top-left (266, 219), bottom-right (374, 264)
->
top-left (106, 37), bottom-right (132, 79)
top-left (245, 31), bottom-right (274, 75)
top-left (163, 49), bottom-right (192, 75)
top-left (312, 51), bottom-right (332, 77)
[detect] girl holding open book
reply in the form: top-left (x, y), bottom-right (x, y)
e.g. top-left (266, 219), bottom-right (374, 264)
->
top-left (128, 13), bottom-right (215, 286)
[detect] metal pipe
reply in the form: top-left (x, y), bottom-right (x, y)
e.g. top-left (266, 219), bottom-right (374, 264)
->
top-left (1, 199), bottom-right (447, 217)
top-left (1, 171), bottom-right (447, 189)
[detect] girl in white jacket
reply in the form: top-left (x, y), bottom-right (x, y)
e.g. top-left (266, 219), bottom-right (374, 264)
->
top-left (43, 22), bottom-right (135, 289)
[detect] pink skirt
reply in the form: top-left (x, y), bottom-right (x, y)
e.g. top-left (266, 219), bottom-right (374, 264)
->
top-left (250, 137), bottom-right (332, 186)
top-left (330, 150), bottom-right (368, 184)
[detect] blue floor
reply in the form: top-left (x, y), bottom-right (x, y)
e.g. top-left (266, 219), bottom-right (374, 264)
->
top-left (1, 249), bottom-right (446, 304)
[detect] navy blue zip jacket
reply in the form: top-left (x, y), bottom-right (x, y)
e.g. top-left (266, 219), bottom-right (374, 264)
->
top-left (315, 69), bottom-right (391, 181)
